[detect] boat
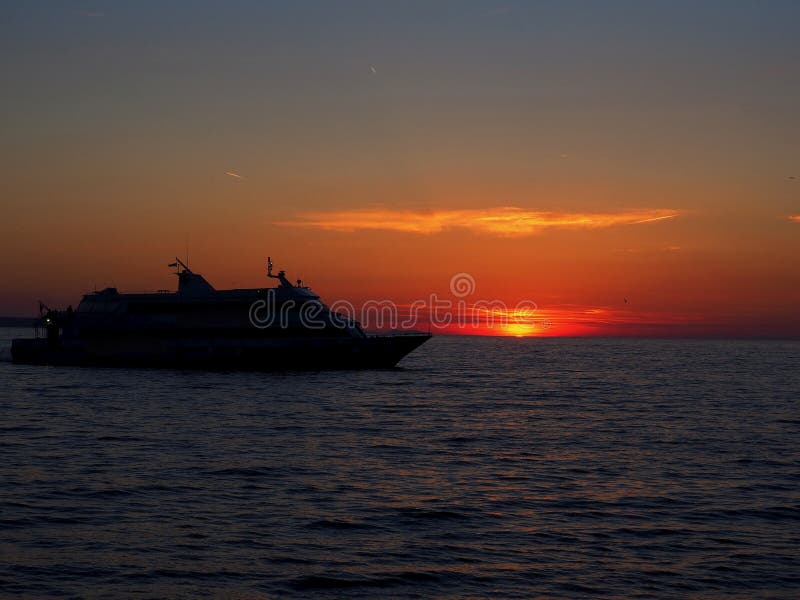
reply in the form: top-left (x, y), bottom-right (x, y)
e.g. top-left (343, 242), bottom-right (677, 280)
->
top-left (10, 258), bottom-right (431, 369)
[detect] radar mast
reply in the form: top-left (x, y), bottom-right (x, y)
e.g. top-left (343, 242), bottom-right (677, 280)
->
top-left (266, 256), bottom-right (294, 288)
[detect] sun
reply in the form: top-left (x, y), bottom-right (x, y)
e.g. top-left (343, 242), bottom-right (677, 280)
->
top-left (500, 322), bottom-right (540, 337)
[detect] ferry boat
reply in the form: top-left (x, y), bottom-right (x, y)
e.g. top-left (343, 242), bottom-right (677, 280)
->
top-left (11, 258), bottom-right (431, 369)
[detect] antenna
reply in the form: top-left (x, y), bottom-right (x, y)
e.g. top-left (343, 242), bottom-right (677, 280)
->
top-left (268, 256), bottom-right (273, 277)
top-left (168, 257), bottom-right (190, 273)
top-left (186, 237), bottom-right (190, 269)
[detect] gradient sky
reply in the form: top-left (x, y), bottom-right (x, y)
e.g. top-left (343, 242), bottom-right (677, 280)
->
top-left (2, 1), bottom-right (799, 336)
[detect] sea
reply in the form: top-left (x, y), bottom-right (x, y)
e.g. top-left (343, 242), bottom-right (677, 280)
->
top-left (1, 328), bottom-right (799, 599)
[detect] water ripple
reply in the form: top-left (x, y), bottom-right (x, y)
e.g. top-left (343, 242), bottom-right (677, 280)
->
top-left (1, 333), bottom-right (799, 598)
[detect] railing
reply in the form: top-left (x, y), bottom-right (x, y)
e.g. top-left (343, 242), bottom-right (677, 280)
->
top-left (366, 330), bottom-right (431, 337)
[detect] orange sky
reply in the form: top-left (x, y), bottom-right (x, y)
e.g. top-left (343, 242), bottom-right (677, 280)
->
top-left (1, 3), bottom-right (799, 336)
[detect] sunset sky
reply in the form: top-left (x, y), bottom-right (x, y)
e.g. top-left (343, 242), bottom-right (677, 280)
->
top-left (2, 1), bottom-right (799, 336)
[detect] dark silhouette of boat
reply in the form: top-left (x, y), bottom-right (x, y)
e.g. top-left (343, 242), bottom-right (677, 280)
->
top-left (11, 258), bottom-right (431, 369)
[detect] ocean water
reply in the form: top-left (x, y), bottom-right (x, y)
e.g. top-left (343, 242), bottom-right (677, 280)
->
top-left (1, 327), bottom-right (799, 599)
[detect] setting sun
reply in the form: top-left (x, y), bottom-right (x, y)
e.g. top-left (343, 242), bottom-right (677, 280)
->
top-left (500, 322), bottom-right (541, 337)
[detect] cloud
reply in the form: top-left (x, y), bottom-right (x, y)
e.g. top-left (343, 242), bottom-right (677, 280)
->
top-left (225, 171), bottom-right (243, 179)
top-left (278, 207), bottom-right (681, 236)
top-left (789, 215), bottom-right (800, 223)
top-left (633, 214), bottom-right (678, 224)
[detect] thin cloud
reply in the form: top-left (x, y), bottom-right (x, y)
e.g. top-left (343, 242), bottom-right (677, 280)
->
top-left (789, 215), bottom-right (800, 223)
top-left (278, 207), bottom-right (682, 236)
top-left (633, 214), bottom-right (678, 224)
top-left (225, 171), bottom-right (243, 179)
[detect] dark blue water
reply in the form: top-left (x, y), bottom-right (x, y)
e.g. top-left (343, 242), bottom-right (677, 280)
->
top-left (2, 329), bottom-right (799, 598)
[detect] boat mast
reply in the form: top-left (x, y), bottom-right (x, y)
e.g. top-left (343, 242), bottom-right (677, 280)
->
top-left (266, 256), bottom-right (294, 288)
top-left (168, 257), bottom-right (191, 274)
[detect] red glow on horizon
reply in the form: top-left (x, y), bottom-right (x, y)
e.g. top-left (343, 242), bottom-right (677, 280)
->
top-left (377, 304), bottom-right (714, 338)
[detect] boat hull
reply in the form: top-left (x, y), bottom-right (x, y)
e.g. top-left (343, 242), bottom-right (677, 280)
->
top-left (10, 334), bottom-right (431, 370)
